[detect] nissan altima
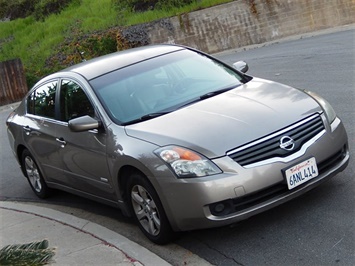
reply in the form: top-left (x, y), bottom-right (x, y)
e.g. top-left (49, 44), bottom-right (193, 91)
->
top-left (6, 44), bottom-right (349, 244)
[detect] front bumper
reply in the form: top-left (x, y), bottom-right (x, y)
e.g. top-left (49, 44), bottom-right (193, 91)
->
top-left (156, 117), bottom-right (349, 232)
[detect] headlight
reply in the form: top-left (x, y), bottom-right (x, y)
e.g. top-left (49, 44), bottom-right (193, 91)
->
top-left (304, 90), bottom-right (337, 124)
top-left (155, 146), bottom-right (222, 178)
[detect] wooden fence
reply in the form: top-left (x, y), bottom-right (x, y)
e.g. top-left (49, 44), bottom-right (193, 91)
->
top-left (0, 58), bottom-right (28, 106)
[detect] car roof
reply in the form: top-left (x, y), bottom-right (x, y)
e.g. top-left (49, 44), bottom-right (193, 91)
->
top-left (60, 44), bottom-right (185, 80)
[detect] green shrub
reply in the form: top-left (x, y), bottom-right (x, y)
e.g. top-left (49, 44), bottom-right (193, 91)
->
top-left (0, 0), bottom-right (35, 20)
top-left (0, 0), bottom-right (77, 21)
top-left (33, 0), bottom-right (78, 21)
top-left (0, 240), bottom-right (55, 266)
top-left (112, 0), bottom-right (195, 12)
top-left (1, 0), bottom-right (232, 89)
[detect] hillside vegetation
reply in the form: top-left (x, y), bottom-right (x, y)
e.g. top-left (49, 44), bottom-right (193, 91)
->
top-left (0, 0), bottom-right (232, 87)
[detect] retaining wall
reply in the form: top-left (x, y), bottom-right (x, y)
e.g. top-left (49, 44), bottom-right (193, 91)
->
top-left (138, 0), bottom-right (355, 53)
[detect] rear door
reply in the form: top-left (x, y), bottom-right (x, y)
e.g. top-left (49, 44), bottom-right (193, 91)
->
top-left (23, 80), bottom-right (63, 181)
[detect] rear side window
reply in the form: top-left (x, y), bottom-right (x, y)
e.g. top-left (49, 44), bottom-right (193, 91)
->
top-left (27, 81), bottom-right (57, 119)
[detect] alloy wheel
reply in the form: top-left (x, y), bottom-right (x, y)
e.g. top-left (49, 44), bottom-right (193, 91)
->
top-left (24, 156), bottom-right (42, 193)
top-left (131, 184), bottom-right (161, 236)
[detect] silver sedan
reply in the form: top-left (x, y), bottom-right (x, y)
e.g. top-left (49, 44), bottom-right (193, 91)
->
top-left (6, 44), bottom-right (349, 244)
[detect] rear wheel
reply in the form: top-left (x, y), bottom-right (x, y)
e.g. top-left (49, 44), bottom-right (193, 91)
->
top-left (21, 149), bottom-right (51, 199)
top-left (127, 172), bottom-right (176, 244)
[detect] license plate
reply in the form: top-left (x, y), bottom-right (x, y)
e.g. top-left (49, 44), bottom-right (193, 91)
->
top-left (284, 157), bottom-right (319, 190)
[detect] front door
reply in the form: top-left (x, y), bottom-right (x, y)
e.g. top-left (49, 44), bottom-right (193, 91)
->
top-left (54, 78), bottom-right (115, 200)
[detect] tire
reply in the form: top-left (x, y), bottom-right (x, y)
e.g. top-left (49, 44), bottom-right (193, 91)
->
top-left (21, 149), bottom-right (51, 199)
top-left (127, 172), bottom-right (176, 244)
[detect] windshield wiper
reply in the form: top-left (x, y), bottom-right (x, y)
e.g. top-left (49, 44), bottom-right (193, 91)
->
top-left (121, 112), bottom-right (171, 126)
top-left (199, 84), bottom-right (240, 100)
top-left (140, 112), bottom-right (171, 121)
top-left (177, 84), bottom-right (241, 110)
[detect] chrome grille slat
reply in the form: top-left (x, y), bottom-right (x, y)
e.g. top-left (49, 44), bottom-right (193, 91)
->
top-left (228, 115), bottom-right (325, 166)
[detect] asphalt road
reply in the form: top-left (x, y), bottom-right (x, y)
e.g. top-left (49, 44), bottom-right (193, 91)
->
top-left (1, 26), bottom-right (354, 265)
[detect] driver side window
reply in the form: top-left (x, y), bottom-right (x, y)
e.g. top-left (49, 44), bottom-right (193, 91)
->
top-left (60, 79), bottom-right (95, 122)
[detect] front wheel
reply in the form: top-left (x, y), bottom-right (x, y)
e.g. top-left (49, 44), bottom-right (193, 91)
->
top-left (21, 149), bottom-right (51, 199)
top-left (127, 172), bottom-right (176, 244)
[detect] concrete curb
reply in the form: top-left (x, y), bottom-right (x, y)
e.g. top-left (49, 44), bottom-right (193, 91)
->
top-left (0, 201), bottom-right (171, 266)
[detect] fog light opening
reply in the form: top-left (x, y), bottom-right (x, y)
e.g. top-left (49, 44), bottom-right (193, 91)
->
top-left (210, 201), bottom-right (233, 216)
top-left (214, 203), bottom-right (225, 213)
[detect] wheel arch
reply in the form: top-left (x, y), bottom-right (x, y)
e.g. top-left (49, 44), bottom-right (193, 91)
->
top-left (16, 144), bottom-right (28, 176)
top-left (119, 165), bottom-right (178, 243)
top-left (117, 165), bottom-right (152, 205)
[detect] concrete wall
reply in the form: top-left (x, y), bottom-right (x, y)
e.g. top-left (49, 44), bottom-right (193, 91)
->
top-left (140, 0), bottom-right (355, 53)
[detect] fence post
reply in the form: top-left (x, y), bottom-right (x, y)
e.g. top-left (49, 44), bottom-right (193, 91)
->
top-left (0, 58), bottom-right (28, 106)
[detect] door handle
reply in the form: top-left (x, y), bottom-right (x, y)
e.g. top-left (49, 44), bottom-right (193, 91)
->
top-left (56, 137), bottom-right (67, 148)
top-left (23, 126), bottom-right (32, 135)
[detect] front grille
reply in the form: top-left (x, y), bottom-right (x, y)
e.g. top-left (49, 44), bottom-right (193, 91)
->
top-left (210, 146), bottom-right (347, 217)
top-left (228, 114), bottom-right (324, 167)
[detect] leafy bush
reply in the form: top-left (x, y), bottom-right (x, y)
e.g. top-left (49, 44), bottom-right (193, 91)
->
top-left (33, 0), bottom-right (79, 21)
top-left (45, 28), bottom-right (118, 71)
top-left (113, 0), bottom-right (194, 12)
top-left (0, 0), bottom-right (35, 20)
top-left (0, 0), bottom-right (232, 89)
top-left (0, 0), bottom-right (75, 21)
top-left (155, 0), bottom-right (195, 10)
top-left (0, 240), bottom-right (55, 265)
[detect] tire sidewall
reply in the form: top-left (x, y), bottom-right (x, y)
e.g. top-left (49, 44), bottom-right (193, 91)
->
top-left (127, 172), bottom-right (175, 244)
top-left (21, 149), bottom-right (50, 199)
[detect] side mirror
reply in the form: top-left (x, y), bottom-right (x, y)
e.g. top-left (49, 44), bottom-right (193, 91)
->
top-left (68, 115), bottom-right (100, 132)
top-left (233, 61), bottom-right (249, 73)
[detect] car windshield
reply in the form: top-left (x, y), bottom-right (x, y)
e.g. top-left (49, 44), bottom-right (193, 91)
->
top-left (90, 49), bottom-right (245, 125)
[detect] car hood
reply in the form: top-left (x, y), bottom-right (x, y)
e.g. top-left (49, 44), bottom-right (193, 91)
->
top-left (125, 78), bottom-right (321, 158)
